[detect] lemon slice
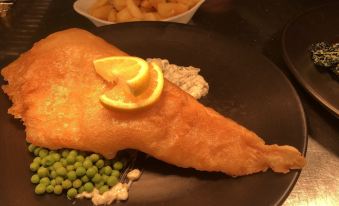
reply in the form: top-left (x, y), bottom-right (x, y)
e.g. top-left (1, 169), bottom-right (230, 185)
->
top-left (100, 62), bottom-right (164, 110)
top-left (94, 56), bottom-right (150, 95)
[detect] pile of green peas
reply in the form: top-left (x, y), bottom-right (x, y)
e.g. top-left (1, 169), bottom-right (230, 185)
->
top-left (27, 143), bottom-right (124, 199)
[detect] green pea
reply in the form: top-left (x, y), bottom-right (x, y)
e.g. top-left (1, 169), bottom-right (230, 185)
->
top-left (103, 166), bottom-right (112, 176)
top-left (113, 161), bottom-right (123, 170)
top-left (40, 177), bottom-right (50, 185)
top-left (83, 159), bottom-right (93, 169)
top-left (78, 186), bottom-right (85, 194)
top-left (31, 174), bottom-right (40, 184)
top-left (69, 150), bottom-right (78, 157)
top-left (111, 170), bottom-right (120, 178)
top-left (54, 185), bottom-right (63, 195)
top-left (67, 188), bottom-right (78, 199)
top-left (56, 167), bottom-right (67, 177)
top-left (89, 154), bottom-right (100, 162)
top-left (55, 176), bottom-right (64, 185)
top-left (86, 167), bottom-right (97, 178)
top-left (72, 179), bottom-right (82, 188)
top-left (84, 182), bottom-right (94, 193)
top-left (66, 165), bottom-right (75, 171)
top-left (50, 179), bottom-right (56, 186)
top-left (28, 144), bottom-right (36, 153)
top-left (95, 160), bottom-right (104, 169)
top-left (74, 162), bottom-right (82, 169)
top-left (99, 168), bottom-right (104, 175)
top-left (37, 167), bottom-right (49, 177)
top-left (76, 167), bottom-right (86, 177)
top-left (101, 174), bottom-right (108, 183)
top-left (30, 162), bottom-right (40, 172)
top-left (62, 179), bottom-right (72, 189)
top-left (49, 150), bottom-right (57, 155)
top-left (53, 162), bottom-right (63, 170)
top-left (67, 171), bottom-right (77, 181)
top-left (60, 158), bottom-right (67, 166)
top-left (106, 176), bottom-right (118, 187)
top-left (91, 174), bottom-right (101, 183)
top-left (52, 153), bottom-right (61, 161)
top-left (81, 175), bottom-right (89, 183)
top-left (34, 147), bottom-right (41, 156)
top-left (61, 149), bottom-right (69, 158)
top-left (42, 155), bottom-right (55, 167)
top-left (99, 185), bottom-right (109, 194)
top-left (39, 149), bottom-right (49, 158)
top-left (95, 181), bottom-right (104, 189)
top-left (48, 166), bottom-right (54, 171)
top-left (33, 157), bottom-right (42, 164)
top-left (76, 155), bottom-right (85, 162)
top-left (49, 170), bottom-right (57, 179)
top-left (46, 185), bottom-right (54, 193)
top-left (66, 155), bottom-right (76, 165)
top-left (35, 183), bottom-right (46, 195)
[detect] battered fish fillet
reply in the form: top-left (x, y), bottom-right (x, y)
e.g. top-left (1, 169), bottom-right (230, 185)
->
top-left (1, 28), bottom-right (305, 176)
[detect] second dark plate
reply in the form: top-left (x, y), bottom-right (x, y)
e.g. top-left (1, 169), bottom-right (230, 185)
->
top-left (282, 2), bottom-right (339, 117)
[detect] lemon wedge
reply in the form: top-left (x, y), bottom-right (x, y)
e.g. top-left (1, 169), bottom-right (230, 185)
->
top-left (94, 56), bottom-right (164, 110)
top-left (94, 56), bottom-right (150, 95)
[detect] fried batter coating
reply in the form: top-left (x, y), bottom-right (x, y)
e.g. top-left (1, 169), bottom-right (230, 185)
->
top-left (1, 29), bottom-right (305, 176)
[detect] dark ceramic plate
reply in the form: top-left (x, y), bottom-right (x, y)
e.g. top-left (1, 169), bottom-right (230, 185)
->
top-left (0, 22), bottom-right (307, 206)
top-left (282, 2), bottom-right (339, 118)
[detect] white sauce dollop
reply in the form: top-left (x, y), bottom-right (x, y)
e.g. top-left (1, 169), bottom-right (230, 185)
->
top-left (126, 169), bottom-right (141, 181)
top-left (76, 169), bottom-right (141, 205)
top-left (147, 58), bottom-right (209, 99)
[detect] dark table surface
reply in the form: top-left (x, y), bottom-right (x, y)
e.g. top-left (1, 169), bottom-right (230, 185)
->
top-left (0, 0), bottom-right (338, 205)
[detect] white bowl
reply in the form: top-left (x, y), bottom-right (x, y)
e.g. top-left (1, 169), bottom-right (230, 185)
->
top-left (73, 0), bottom-right (205, 27)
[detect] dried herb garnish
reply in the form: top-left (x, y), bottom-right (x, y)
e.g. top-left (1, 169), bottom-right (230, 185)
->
top-left (310, 42), bottom-right (339, 76)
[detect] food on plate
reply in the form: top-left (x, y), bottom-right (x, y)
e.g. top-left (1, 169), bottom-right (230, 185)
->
top-left (89, 0), bottom-right (201, 22)
top-left (1, 28), bottom-right (305, 179)
top-left (27, 143), bottom-right (126, 198)
top-left (310, 42), bottom-right (339, 76)
top-left (27, 143), bottom-right (141, 205)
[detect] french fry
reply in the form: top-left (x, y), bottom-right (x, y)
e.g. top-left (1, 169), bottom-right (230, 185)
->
top-left (91, 0), bottom-right (109, 9)
top-left (90, 5), bottom-right (113, 20)
top-left (116, 8), bottom-right (133, 22)
top-left (141, 0), bottom-right (152, 9)
top-left (149, 0), bottom-right (166, 8)
top-left (110, 0), bottom-right (127, 11)
top-left (143, 12), bottom-right (159, 20)
top-left (157, 3), bottom-right (189, 18)
top-left (107, 9), bottom-right (117, 22)
top-left (126, 0), bottom-right (143, 19)
top-left (133, 0), bottom-right (142, 6)
top-left (90, 0), bottom-right (197, 23)
top-left (176, 0), bottom-right (200, 8)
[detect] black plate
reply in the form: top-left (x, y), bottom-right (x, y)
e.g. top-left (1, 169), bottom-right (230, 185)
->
top-left (0, 22), bottom-right (307, 206)
top-left (282, 3), bottom-right (339, 118)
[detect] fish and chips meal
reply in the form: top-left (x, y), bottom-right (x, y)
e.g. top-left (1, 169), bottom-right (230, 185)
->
top-left (1, 28), bottom-right (306, 205)
top-left (89, 0), bottom-right (201, 22)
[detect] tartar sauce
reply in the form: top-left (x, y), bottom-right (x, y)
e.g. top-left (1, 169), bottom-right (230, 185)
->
top-left (76, 169), bottom-right (141, 205)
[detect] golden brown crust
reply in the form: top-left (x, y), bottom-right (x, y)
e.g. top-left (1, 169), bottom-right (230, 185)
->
top-left (1, 28), bottom-right (305, 176)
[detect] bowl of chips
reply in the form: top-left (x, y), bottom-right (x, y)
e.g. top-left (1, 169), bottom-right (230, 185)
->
top-left (73, 0), bottom-right (205, 26)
